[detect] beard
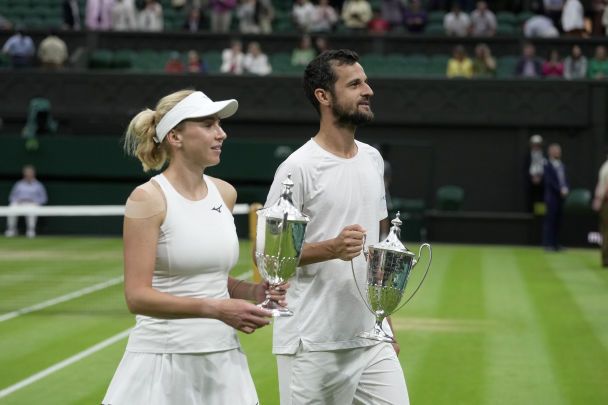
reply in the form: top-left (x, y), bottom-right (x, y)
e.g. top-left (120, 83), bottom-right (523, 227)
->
top-left (331, 98), bottom-right (374, 128)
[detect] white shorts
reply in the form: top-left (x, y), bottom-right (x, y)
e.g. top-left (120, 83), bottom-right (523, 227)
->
top-left (277, 343), bottom-right (409, 405)
top-left (102, 349), bottom-right (259, 405)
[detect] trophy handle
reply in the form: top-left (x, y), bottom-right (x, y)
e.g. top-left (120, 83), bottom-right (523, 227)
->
top-left (350, 260), bottom-right (375, 315)
top-left (395, 243), bottom-right (432, 313)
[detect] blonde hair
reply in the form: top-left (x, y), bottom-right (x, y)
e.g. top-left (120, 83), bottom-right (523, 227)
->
top-left (124, 89), bottom-right (194, 172)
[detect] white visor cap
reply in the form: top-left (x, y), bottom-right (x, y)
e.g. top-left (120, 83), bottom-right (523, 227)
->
top-left (154, 91), bottom-right (238, 143)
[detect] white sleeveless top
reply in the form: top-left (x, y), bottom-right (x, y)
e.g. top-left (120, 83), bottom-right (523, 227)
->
top-left (126, 174), bottom-right (240, 353)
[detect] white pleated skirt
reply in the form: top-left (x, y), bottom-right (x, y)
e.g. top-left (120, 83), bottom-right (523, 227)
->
top-left (102, 349), bottom-right (259, 405)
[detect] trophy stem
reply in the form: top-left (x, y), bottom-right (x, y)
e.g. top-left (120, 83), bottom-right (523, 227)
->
top-left (258, 297), bottom-right (293, 317)
top-left (357, 316), bottom-right (395, 343)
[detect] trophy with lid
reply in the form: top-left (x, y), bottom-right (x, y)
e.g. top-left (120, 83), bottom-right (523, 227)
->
top-left (352, 212), bottom-right (432, 342)
top-left (255, 174), bottom-right (309, 317)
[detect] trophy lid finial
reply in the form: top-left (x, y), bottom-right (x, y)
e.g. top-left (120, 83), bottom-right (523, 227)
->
top-left (259, 173), bottom-right (309, 223)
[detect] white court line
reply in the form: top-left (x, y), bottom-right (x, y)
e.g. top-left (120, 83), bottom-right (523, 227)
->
top-left (0, 276), bottom-right (123, 323)
top-left (0, 329), bottom-right (131, 399)
top-left (0, 270), bottom-right (253, 397)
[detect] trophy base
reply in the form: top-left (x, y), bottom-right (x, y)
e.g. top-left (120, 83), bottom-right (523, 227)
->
top-left (358, 323), bottom-right (395, 343)
top-left (258, 299), bottom-right (293, 317)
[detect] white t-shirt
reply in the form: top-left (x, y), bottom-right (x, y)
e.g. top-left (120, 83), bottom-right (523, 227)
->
top-left (264, 139), bottom-right (388, 354)
top-left (126, 174), bottom-right (240, 353)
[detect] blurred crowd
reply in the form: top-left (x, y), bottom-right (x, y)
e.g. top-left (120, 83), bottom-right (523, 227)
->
top-left (1, 0), bottom-right (608, 37)
top-left (3, 1), bottom-right (608, 76)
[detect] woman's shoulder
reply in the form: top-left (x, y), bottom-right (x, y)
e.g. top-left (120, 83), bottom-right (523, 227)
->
top-left (124, 179), bottom-right (166, 219)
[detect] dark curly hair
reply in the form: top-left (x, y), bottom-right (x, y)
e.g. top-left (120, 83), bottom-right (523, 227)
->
top-left (303, 49), bottom-right (360, 115)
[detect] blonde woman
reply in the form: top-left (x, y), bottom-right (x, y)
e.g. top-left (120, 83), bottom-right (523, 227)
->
top-left (102, 89), bottom-right (284, 404)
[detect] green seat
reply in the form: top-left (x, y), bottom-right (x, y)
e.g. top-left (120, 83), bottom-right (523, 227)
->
top-left (496, 24), bottom-right (516, 36)
top-left (496, 11), bottom-right (517, 26)
top-left (22, 97), bottom-right (58, 141)
top-left (436, 185), bottom-right (465, 211)
top-left (390, 198), bottom-right (426, 242)
top-left (113, 50), bottom-right (134, 69)
top-left (517, 11), bottom-right (534, 25)
top-left (428, 11), bottom-right (445, 24)
top-left (564, 188), bottom-right (592, 214)
top-left (425, 22), bottom-right (445, 36)
top-left (203, 50), bottom-right (222, 73)
top-left (497, 55), bottom-right (518, 78)
top-left (88, 49), bottom-right (114, 69)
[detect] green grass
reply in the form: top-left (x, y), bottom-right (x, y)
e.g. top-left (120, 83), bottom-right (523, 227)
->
top-left (0, 238), bottom-right (607, 404)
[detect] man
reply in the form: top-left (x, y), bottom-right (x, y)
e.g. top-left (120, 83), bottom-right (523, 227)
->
top-left (525, 134), bottom-right (546, 213)
top-left (543, 143), bottom-right (569, 251)
top-left (5, 165), bottom-right (48, 238)
top-left (1, 26), bottom-right (35, 68)
top-left (263, 49), bottom-right (408, 404)
top-left (469, 1), bottom-right (496, 37)
top-left (592, 152), bottom-right (608, 267)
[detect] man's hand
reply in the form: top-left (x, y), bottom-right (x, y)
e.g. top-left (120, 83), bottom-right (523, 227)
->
top-left (331, 224), bottom-right (366, 261)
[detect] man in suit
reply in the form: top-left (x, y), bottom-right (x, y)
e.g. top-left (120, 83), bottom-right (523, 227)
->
top-left (62, 0), bottom-right (81, 30)
top-left (543, 143), bottom-right (569, 251)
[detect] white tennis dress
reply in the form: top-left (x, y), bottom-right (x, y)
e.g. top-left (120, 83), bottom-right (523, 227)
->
top-left (102, 174), bottom-right (259, 405)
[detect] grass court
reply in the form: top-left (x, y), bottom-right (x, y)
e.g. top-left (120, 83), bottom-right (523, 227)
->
top-left (0, 237), bottom-right (606, 404)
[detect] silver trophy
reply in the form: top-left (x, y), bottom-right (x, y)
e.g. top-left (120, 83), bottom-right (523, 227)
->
top-left (255, 174), bottom-right (309, 317)
top-left (352, 212), bottom-right (431, 342)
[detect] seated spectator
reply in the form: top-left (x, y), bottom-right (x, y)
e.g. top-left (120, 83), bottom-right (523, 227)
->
top-left (562, 0), bottom-right (585, 37)
top-left (138, 0), bottom-right (164, 31)
top-left (515, 42), bottom-right (543, 78)
top-left (256, 0), bottom-right (275, 34)
top-left (367, 8), bottom-right (391, 34)
top-left (542, 49), bottom-right (564, 77)
top-left (291, 35), bottom-right (316, 66)
top-left (86, 0), bottom-right (113, 30)
top-left (293, 0), bottom-right (315, 32)
top-left (1, 26), bottom-right (35, 68)
top-left (381, 0), bottom-right (405, 30)
top-left (403, 0), bottom-right (427, 34)
top-left (315, 36), bottom-right (330, 53)
top-left (342, 0), bottom-right (373, 30)
top-left (444, 3), bottom-right (470, 37)
top-left (38, 31), bottom-right (68, 69)
top-left (164, 51), bottom-right (184, 73)
top-left (63, 0), bottom-right (81, 30)
top-left (186, 50), bottom-right (208, 73)
top-left (523, 15), bottom-right (559, 37)
top-left (111, 0), bottom-right (137, 31)
top-left (588, 45), bottom-right (608, 79)
top-left (210, 0), bottom-right (237, 33)
top-left (309, 0), bottom-right (339, 33)
top-left (243, 41), bottom-right (271, 76)
top-left (171, 0), bottom-right (186, 11)
top-left (183, 6), bottom-right (204, 32)
top-left (591, 0), bottom-right (605, 36)
top-left (603, 3), bottom-right (608, 35)
top-left (471, 43), bottom-right (496, 77)
top-left (220, 39), bottom-right (244, 74)
top-left (0, 14), bottom-right (12, 31)
top-left (237, 0), bottom-right (261, 33)
top-left (446, 45), bottom-right (473, 78)
top-left (469, 1), bottom-right (496, 37)
top-left (563, 44), bottom-right (588, 79)
top-left (5, 165), bottom-right (47, 238)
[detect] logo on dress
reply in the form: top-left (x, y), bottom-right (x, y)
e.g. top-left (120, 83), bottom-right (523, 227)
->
top-left (212, 204), bottom-right (223, 213)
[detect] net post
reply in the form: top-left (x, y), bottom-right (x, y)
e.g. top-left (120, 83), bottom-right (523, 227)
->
top-left (249, 203), bottom-right (263, 283)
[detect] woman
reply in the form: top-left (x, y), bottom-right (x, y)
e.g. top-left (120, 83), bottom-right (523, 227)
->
top-left (446, 44), bottom-right (473, 78)
top-left (471, 43), bottom-right (496, 78)
top-left (102, 89), bottom-right (283, 404)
